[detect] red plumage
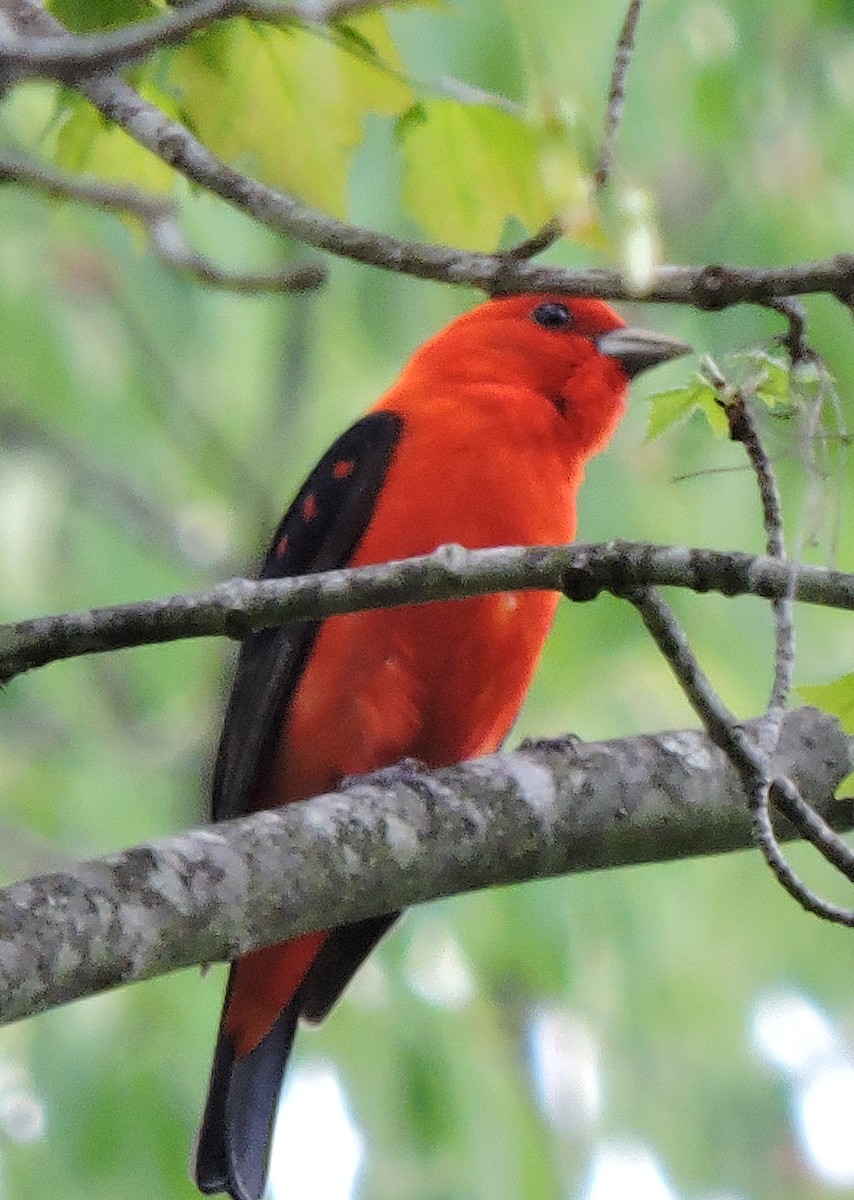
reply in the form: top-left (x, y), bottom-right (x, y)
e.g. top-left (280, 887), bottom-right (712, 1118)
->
top-left (194, 294), bottom-right (688, 1200)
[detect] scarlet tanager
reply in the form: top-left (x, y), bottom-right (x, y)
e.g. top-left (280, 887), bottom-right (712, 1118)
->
top-left (194, 293), bottom-right (689, 1199)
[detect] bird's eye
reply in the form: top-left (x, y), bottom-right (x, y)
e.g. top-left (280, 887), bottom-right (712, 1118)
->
top-left (531, 302), bottom-right (572, 331)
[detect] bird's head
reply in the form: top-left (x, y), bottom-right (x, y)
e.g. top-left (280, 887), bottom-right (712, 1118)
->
top-left (400, 292), bottom-right (691, 459)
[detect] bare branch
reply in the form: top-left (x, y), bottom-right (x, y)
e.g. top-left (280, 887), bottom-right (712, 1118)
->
top-left (767, 297), bottom-right (813, 364)
top-left (626, 586), bottom-right (743, 756)
top-left (702, 358), bottom-right (794, 752)
top-left (500, 217), bottom-right (564, 265)
top-left (747, 780), bottom-right (854, 925)
top-left (4, 0), bottom-right (854, 306)
top-left (0, 152), bottom-right (325, 294)
top-left (593, 0), bottom-right (643, 193)
top-left (693, 362), bottom-right (854, 913)
top-left (4, 541), bottom-right (854, 682)
top-left (0, 0), bottom-right (391, 85)
top-left (629, 587), bottom-right (854, 925)
top-left (0, 706), bottom-right (847, 1026)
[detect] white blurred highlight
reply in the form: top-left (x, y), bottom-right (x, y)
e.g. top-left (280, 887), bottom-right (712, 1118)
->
top-left (0, 1063), bottom-right (46, 1143)
top-left (403, 922), bottom-right (475, 1010)
top-left (581, 1140), bottom-right (679, 1200)
top-left (751, 989), bottom-right (840, 1076)
top-left (796, 1062), bottom-right (854, 1186)
top-left (619, 188), bottom-right (660, 297)
top-left (528, 1006), bottom-right (602, 1135)
top-left (268, 1066), bottom-right (364, 1200)
top-left (752, 987), bottom-right (854, 1186)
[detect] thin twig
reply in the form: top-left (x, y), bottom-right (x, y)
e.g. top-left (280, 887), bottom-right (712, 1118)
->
top-left (748, 779), bottom-right (854, 923)
top-left (0, 152), bottom-right (325, 294)
top-left (702, 357), bottom-right (794, 753)
top-left (625, 586), bottom-right (745, 754)
top-left (7, 0), bottom-right (854, 307)
top-left (767, 297), bottom-right (813, 364)
top-left (0, 0), bottom-right (389, 84)
top-left (652, 363), bottom-right (854, 903)
top-left (627, 587), bottom-right (854, 925)
top-left (593, 0), bottom-right (643, 192)
top-left (500, 217), bottom-right (564, 264)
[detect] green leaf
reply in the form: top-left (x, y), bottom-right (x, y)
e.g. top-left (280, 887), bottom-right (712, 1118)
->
top-left (833, 770), bottom-right (854, 798)
top-left (48, 0), bottom-right (159, 33)
top-left (753, 357), bottom-right (792, 408)
top-left (798, 674), bottom-right (854, 733)
top-left (168, 15), bottom-right (413, 216)
top-left (399, 97), bottom-right (593, 250)
top-left (646, 376), bottom-right (728, 441)
top-left (53, 84), bottom-right (176, 194)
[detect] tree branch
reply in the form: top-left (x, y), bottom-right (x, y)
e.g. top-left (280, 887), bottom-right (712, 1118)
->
top-left (0, 0), bottom-right (391, 85)
top-left (593, 0), bottom-right (643, 192)
top-left (0, 152), bottom-right (325, 294)
top-left (5, 0), bottom-right (854, 305)
top-left (0, 706), bottom-right (848, 1026)
top-left (2, 540), bottom-right (854, 682)
top-left (628, 584), bottom-right (854, 925)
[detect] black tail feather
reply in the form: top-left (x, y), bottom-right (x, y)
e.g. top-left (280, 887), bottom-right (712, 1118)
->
top-left (195, 977), bottom-right (299, 1200)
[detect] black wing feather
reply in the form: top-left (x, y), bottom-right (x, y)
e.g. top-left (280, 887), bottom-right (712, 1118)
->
top-left (196, 412), bottom-right (403, 1200)
top-left (210, 411), bottom-right (403, 822)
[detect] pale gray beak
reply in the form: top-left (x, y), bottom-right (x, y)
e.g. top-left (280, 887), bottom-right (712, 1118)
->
top-left (597, 327), bottom-right (692, 378)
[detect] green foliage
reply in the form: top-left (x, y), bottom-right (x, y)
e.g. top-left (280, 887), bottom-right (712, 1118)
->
top-left (55, 85), bottom-right (177, 191)
top-left (169, 16), bottom-right (412, 216)
top-left (799, 674), bottom-right (854, 733)
top-left (49, 0), bottom-right (158, 33)
top-left (398, 97), bottom-right (592, 250)
top-left (646, 374), bottom-right (728, 440)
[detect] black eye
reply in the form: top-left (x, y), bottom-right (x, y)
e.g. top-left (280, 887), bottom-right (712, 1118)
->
top-left (531, 302), bottom-right (572, 330)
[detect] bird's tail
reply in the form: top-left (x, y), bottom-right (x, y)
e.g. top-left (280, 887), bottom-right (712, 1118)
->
top-left (193, 933), bottom-right (325, 1200)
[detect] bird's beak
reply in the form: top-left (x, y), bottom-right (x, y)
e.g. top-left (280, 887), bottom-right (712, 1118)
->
top-left (596, 327), bottom-right (692, 379)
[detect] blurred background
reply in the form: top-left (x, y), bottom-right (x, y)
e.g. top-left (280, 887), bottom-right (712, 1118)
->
top-left (1, 0), bottom-right (854, 1197)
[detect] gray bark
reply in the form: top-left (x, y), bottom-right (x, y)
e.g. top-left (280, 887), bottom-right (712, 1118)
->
top-left (0, 706), bottom-right (849, 1026)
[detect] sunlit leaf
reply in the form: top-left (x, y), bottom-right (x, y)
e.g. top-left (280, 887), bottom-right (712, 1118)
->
top-left (168, 15), bottom-right (413, 216)
top-left (754, 357), bottom-right (792, 407)
top-left (48, 0), bottom-right (158, 32)
top-left (53, 85), bottom-right (176, 194)
top-left (399, 97), bottom-right (595, 250)
top-left (646, 376), bottom-right (728, 440)
top-left (798, 674), bottom-right (854, 732)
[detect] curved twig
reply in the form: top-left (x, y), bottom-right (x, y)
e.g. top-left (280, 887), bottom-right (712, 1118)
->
top-left (0, 152), bottom-right (324, 293)
top-left (0, 0), bottom-right (388, 85)
top-left (4, 0), bottom-right (854, 305)
top-left (593, 0), bottom-right (644, 192)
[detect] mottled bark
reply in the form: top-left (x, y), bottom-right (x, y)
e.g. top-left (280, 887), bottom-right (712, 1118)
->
top-left (0, 706), bottom-right (849, 1026)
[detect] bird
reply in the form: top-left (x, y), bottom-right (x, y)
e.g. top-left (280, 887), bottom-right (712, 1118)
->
top-left (193, 292), bottom-right (689, 1200)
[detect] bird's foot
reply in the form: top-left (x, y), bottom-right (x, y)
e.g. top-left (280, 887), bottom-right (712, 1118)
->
top-left (341, 756), bottom-right (429, 791)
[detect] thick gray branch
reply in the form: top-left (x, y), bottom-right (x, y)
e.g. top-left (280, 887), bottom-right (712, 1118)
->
top-left (0, 707), bottom-right (849, 1026)
top-left (2, 540), bottom-right (854, 681)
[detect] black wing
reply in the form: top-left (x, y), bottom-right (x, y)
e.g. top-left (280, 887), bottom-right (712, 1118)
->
top-left (210, 411), bottom-right (403, 822)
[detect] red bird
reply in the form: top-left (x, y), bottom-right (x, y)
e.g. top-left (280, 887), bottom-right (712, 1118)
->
top-left (194, 294), bottom-right (688, 1199)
